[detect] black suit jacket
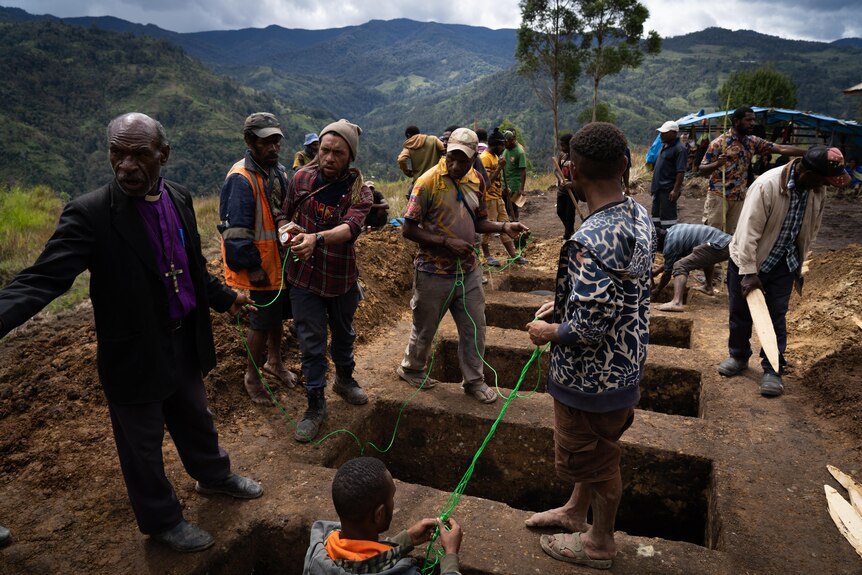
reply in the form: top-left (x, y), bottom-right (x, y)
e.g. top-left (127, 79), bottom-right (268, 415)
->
top-left (0, 180), bottom-right (236, 404)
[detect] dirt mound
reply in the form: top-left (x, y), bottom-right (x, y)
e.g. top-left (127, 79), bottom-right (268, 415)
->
top-left (786, 244), bottom-right (862, 428)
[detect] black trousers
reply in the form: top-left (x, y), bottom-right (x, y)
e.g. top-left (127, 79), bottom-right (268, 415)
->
top-left (556, 191), bottom-right (577, 239)
top-left (108, 323), bottom-right (231, 534)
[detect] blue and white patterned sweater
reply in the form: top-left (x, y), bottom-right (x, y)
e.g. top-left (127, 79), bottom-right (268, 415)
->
top-left (549, 197), bottom-right (656, 413)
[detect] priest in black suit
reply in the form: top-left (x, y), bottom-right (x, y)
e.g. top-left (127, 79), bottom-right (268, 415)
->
top-left (0, 113), bottom-right (262, 552)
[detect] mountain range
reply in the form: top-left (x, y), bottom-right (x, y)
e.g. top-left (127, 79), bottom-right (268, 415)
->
top-left (1, 5), bottom-right (860, 195)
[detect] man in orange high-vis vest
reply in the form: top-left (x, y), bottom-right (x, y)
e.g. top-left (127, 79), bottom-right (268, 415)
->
top-left (219, 112), bottom-right (297, 404)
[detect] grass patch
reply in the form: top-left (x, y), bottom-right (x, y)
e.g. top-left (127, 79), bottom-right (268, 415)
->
top-left (192, 194), bottom-right (223, 256)
top-left (0, 184), bottom-right (92, 311)
top-left (0, 184), bottom-right (65, 285)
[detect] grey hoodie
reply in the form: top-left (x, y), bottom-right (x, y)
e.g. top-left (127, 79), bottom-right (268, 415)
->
top-left (302, 520), bottom-right (460, 575)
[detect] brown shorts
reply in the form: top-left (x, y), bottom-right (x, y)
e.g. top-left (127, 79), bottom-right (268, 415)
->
top-left (482, 198), bottom-right (510, 245)
top-left (553, 400), bottom-right (635, 484)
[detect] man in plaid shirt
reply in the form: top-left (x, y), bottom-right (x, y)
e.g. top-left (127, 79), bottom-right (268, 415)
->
top-left (284, 119), bottom-right (372, 441)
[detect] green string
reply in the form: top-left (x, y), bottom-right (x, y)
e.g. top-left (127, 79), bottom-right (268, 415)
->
top-left (420, 342), bottom-right (549, 574)
top-left (477, 230), bottom-right (532, 274)
top-left (232, 233), bottom-right (551, 560)
top-left (234, 245), bottom-right (472, 452)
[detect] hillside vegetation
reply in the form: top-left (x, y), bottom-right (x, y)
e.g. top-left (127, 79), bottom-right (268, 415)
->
top-left (0, 20), bottom-right (327, 197)
top-left (1, 6), bottom-right (860, 187)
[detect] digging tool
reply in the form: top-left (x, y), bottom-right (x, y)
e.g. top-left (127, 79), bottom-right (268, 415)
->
top-left (552, 156), bottom-right (586, 222)
top-left (825, 485), bottom-right (862, 560)
top-left (828, 465), bottom-right (862, 516)
top-left (745, 288), bottom-right (780, 373)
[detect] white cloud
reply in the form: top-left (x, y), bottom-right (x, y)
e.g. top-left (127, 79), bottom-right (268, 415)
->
top-left (4, 0), bottom-right (860, 40)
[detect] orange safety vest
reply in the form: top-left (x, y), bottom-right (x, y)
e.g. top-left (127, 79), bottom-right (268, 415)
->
top-left (220, 161), bottom-right (283, 291)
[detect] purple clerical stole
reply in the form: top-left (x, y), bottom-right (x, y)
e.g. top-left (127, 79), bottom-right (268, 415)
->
top-left (133, 178), bottom-right (197, 322)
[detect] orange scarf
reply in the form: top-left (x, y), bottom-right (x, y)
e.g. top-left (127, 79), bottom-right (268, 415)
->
top-left (325, 530), bottom-right (392, 561)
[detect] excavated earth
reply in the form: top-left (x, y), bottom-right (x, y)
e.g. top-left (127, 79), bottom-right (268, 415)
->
top-left (1, 181), bottom-right (861, 574)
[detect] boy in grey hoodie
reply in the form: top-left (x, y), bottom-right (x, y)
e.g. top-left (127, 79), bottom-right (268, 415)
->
top-left (303, 457), bottom-right (462, 575)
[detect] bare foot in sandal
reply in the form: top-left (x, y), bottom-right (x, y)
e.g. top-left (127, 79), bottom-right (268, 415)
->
top-left (463, 382), bottom-right (497, 404)
top-left (540, 532), bottom-right (613, 569)
top-left (525, 508), bottom-right (589, 532)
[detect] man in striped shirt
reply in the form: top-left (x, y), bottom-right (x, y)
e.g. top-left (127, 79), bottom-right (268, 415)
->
top-left (653, 223), bottom-right (731, 312)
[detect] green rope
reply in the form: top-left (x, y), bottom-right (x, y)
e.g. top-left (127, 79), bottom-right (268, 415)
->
top-left (477, 230), bottom-right (532, 273)
top-left (234, 245), bottom-right (469, 452)
top-left (231, 235), bottom-right (551, 566)
top-left (420, 342), bottom-right (549, 573)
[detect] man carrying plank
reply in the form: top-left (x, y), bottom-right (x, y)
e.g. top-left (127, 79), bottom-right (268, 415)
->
top-left (719, 146), bottom-right (850, 396)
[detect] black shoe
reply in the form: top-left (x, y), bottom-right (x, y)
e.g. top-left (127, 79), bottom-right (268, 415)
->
top-left (760, 373), bottom-right (784, 397)
top-left (333, 374), bottom-right (368, 405)
top-left (195, 473), bottom-right (263, 499)
top-left (151, 520), bottom-right (214, 553)
top-left (295, 389), bottom-right (327, 443)
top-left (0, 525), bottom-right (10, 547)
top-left (718, 356), bottom-right (748, 376)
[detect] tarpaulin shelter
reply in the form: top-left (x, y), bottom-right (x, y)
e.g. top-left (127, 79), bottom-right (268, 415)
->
top-left (674, 107), bottom-right (862, 158)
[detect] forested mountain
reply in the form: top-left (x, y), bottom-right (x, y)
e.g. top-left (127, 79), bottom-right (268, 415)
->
top-left (0, 19), bottom-right (328, 196)
top-left (1, 5), bottom-right (860, 187)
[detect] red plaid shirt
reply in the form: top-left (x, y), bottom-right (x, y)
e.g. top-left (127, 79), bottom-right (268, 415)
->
top-left (283, 164), bottom-right (372, 297)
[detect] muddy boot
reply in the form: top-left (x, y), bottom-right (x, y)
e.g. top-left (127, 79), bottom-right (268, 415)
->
top-left (333, 369), bottom-right (368, 405)
top-left (295, 388), bottom-right (327, 443)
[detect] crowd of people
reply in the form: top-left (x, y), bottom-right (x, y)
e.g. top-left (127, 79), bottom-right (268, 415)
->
top-left (646, 108), bottom-right (849, 399)
top-left (0, 107), bottom-right (854, 571)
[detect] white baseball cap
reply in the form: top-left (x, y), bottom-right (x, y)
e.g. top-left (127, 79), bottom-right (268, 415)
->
top-left (657, 121), bottom-right (679, 133)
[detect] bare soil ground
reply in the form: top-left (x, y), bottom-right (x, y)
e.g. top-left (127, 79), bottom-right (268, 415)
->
top-left (0, 175), bottom-right (861, 574)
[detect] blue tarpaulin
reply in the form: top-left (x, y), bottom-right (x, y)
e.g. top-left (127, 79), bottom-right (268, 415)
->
top-left (676, 107), bottom-right (862, 147)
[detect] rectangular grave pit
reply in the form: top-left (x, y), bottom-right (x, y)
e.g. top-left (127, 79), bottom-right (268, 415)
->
top-left (198, 522), bottom-right (309, 575)
top-left (429, 338), bottom-right (702, 417)
top-left (648, 315), bottom-right (693, 349)
top-left (484, 300), bottom-right (693, 350)
top-left (496, 272), bottom-right (556, 294)
top-left (324, 399), bottom-right (716, 548)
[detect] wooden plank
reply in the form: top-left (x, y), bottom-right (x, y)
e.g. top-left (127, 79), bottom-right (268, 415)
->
top-left (746, 288), bottom-right (779, 372)
top-left (825, 485), bottom-right (862, 560)
top-left (828, 465), bottom-right (862, 517)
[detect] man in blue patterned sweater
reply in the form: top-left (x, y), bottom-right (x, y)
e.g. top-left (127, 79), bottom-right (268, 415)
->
top-left (525, 122), bottom-right (655, 570)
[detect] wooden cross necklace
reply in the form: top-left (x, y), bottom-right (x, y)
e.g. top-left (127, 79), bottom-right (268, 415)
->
top-left (144, 191), bottom-right (183, 294)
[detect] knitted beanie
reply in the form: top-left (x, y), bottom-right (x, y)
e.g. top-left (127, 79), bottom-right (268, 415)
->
top-left (320, 119), bottom-right (362, 161)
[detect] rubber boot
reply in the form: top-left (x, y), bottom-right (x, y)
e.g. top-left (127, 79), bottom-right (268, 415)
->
top-left (295, 388), bottom-right (327, 443)
top-left (333, 368), bottom-right (368, 405)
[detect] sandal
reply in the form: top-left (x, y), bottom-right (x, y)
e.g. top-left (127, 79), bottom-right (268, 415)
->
top-left (396, 366), bottom-right (438, 389)
top-left (463, 382), bottom-right (497, 404)
top-left (539, 533), bottom-right (612, 569)
top-left (262, 362), bottom-right (298, 389)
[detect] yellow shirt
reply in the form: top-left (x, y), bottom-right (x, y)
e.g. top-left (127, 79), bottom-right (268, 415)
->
top-left (480, 149), bottom-right (503, 200)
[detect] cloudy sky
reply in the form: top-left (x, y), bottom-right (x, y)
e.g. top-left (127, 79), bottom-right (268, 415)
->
top-left (5, 0), bottom-right (860, 42)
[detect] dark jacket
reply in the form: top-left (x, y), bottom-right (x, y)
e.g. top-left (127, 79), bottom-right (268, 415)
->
top-left (0, 180), bottom-right (236, 405)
